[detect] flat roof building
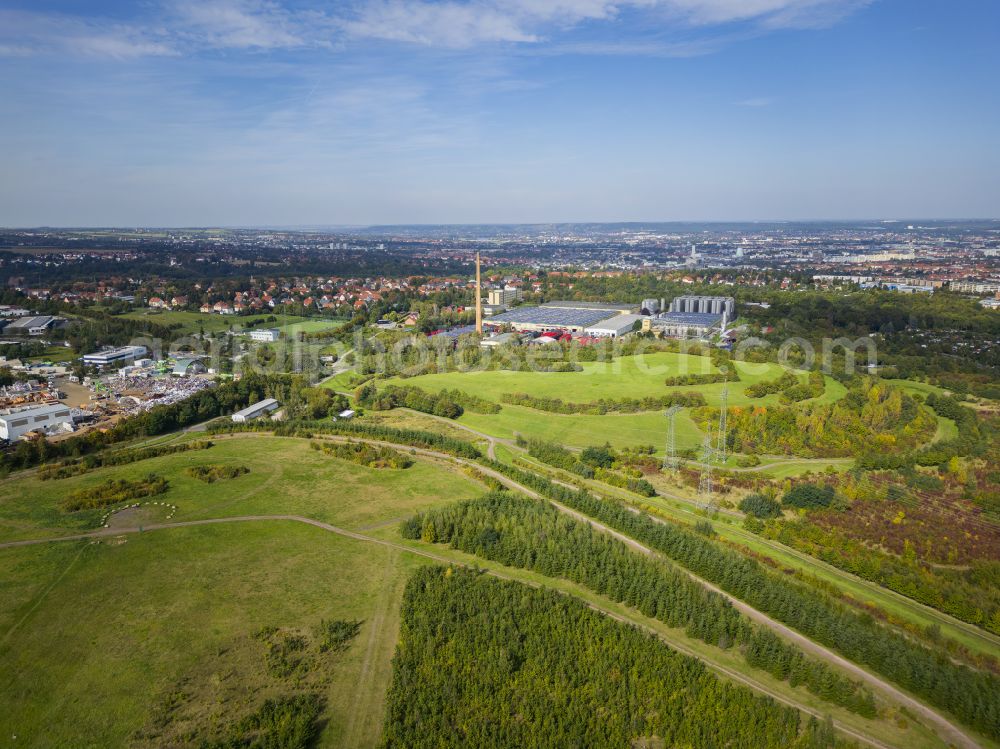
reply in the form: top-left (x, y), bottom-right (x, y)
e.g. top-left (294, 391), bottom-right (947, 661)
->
top-left (487, 288), bottom-right (523, 306)
top-left (644, 312), bottom-right (723, 339)
top-left (82, 345), bottom-right (148, 367)
top-left (232, 398), bottom-right (279, 423)
top-left (585, 314), bottom-right (644, 338)
top-left (4, 316), bottom-right (61, 336)
top-left (0, 403), bottom-right (73, 442)
top-left (487, 301), bottom-right (636, 333)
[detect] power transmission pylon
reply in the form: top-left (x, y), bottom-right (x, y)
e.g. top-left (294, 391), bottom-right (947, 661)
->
top-left (716, 380), bottom-right (729, 465)
top-left (698, 433), bottom-right (714, 503)
top-left (663, 405), bottom-right (682, 471)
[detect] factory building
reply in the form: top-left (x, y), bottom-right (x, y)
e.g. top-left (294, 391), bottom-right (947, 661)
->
top-left (669, 295), bottom-right (735, 318)
top-left (643, 313), bottom-right (723, 339)
top-left (3, 315), bottom-right (62, 336)
top-left (232, 398), bottom-right (279, 423)
top-left (585, 314), bottom-right (645, 338)
top-left (0, 403), bottom-right (74, 442)
top-left (82, 345), bottom-right (149, 368)
top-left (487, 301), bottom-right (638, 334)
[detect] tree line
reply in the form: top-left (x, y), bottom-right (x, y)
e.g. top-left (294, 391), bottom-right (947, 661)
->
top-left (501, 390), bottom-right (704, 414)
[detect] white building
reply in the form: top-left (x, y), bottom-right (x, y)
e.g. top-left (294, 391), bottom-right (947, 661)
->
top-left (248, 328), bottom-right (280, 342)
top-left (584, 314), bottom-right (644, 338)
top-left (232, 398), bottom-right (279, 423)
top-left (951, 280), bottom-right (1000, 295)
top-left (82, 345), bottom-right (148, 367)
top-left (0, 403), bottom-right (73, 441)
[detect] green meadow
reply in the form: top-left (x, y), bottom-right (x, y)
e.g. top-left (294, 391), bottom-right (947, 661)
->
top-left (0, 523), bottom-right (425, 748)
top-left (0, 435), bottom-right (484, 747)
top-left (0, 436), bottom-right (481, 543)
top-left (352, 353), bottom-right (848, 453)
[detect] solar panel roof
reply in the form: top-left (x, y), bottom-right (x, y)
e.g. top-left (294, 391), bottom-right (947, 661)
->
top-left (489, 306), bottom-right (617, 327)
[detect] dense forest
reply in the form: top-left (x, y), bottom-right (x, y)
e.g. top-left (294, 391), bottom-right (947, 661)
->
top-left (380, 566), bottom-right (852, 749)
top-left (403, 492), bottom-right (876, 715)
top-left (480, 461), bottom-right (1000, 739)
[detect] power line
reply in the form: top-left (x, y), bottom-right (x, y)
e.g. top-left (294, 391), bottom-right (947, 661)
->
top-left (664, 405), bottom-right (682, 472)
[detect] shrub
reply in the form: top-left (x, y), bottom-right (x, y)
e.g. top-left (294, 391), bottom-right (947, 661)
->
top-left (63, 474), bottom-right (169, 512)
top-left (310, 440), bottom-right (413, 469)
top-left (740, 493), bottom-right (783, 519)
top-left (782, 483), bottom-right (835, 510)
top-left (315, 619), bottom-right (363, 653)
top-left (185, 464), bottom-right (250, 483)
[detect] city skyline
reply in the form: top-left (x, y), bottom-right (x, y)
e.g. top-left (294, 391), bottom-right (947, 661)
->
top-left (1, 0), bottom-right (998, 226)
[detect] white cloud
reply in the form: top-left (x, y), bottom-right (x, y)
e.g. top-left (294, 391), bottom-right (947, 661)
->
top-left (0, 0), bottom-right (873, 59)
top-left (663, 0), bottom-right (873, 27)
top-left (0, 10), bottom-right (176, 59)
top-left (169, 0), bottom-right (313, 49)
top-left (342, 2), bottom-right (537, 47)
top-left (341, 0), bottom-right (871, 49)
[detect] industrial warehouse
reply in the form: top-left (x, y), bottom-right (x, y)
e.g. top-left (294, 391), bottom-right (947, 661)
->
top-left (482, 295), bottom-right (734, 340)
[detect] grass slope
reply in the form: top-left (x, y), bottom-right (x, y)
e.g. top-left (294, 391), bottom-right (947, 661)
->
top-left (0, 523), bottom-right (423, 748)
top-left (0, 436), bottom-right (482, 543)
top-left (340, 354), bottom-right (845, 453)
top-left (0, 435), bottom-right (485, 747)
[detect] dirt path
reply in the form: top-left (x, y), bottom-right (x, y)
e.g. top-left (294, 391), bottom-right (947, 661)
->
top-left (0, 513), bottom-right (897, 749)
top-left (526, 452), bottom-right (1000, 655)
top-left (3, 434), bottom-right (982, 749)
top-left (341, 545), bottom-right (403, 748)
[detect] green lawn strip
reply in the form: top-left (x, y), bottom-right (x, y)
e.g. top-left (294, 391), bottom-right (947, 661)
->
top-left (504, 451), bottom-right (1000, 659)
top-left (118, 310), bottom-right (316, 335)
top-left (371, 527), bottom-right (955, 749)
top-left (458, 404), bottom-right (705, 453)
top-left (757, 460), bottom-right (856, 478)
top-left (0, 522), bottom-right (424, 748)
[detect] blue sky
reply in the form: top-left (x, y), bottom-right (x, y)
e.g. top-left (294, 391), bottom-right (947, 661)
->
top-left (1, 0), bottom-right (998, 226)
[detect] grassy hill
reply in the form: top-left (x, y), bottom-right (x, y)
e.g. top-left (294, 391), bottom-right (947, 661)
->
top-left (0, 435), bottom-right (483, 748)
top-left (341, 353), bottom-right (848, 454)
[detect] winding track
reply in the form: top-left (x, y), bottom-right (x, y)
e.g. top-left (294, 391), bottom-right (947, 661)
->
top-left (0, 514), bottom-right (894, 749)
top-left (1, 433), bottom-right (983, 749)
top-left (401, 408), bottom-right (1000, 655)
